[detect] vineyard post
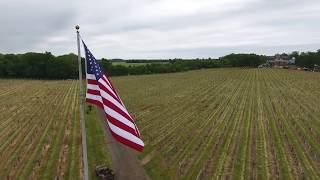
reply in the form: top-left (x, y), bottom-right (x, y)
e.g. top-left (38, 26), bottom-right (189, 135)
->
top-left (76, 25), bottom-right (89, 180)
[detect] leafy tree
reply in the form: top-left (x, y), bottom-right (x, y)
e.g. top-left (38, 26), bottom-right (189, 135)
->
top-left (0, 50), bottom-right (318, 79)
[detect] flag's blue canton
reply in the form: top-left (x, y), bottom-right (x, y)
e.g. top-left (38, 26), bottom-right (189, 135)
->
top-left (83, 42), bottom-right (103, 80)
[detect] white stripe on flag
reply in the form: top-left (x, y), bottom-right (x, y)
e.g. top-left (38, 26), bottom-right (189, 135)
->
top-left (98, 78), bottom-right (118, 99)
top-left (102, 75), bottom-right (113, 88)
top-left (87, 93), bottom-right (136, 133)
top-left (86, 93), bottom-right (102, 102)
top-left (103, 105), bottom-right (136, 130)
top-left (100, 78), bottom-right (133, 120)
top-left (87, 84), bottom-right (99, 91)
top-left (108, 121), bottom-right (144, 146)
top-left (84, 41), bottom-right (144, 151)
top-left (98, 84), bottom-right (131, 117)
top-left (86, 73), bottom-right (96, 80)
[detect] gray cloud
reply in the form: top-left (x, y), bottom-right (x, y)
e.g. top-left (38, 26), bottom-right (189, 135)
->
top-left (0, 0), bottom-right (76, 52)
top-left (0, 0), bottom-right (319, 58)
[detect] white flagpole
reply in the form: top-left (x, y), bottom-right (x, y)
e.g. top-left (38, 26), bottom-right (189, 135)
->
top-left (76, 25), bottom-right (89, 180)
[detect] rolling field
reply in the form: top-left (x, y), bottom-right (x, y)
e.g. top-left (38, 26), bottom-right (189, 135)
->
top-left (0, 68), bottom-right (319, 179)
top-left (115, 68), bottom-right (320, 179)
top-left (0, 79), bottom-right (111, 179)
top-left (0, 80), bottom-right (81, 179)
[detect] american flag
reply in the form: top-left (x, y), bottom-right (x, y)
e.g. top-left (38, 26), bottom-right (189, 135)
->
top-left (83, 41), bottom-right (144, 152)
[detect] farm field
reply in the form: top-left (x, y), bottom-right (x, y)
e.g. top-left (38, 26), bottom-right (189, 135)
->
top-left (114, 68), bottom-right (320, 179)
top-left (0, 80), bottom-right (82, 179)
top-left (0, 68), bottom-right (319, 179)
top-left (0, 79), bottom-right (111, 179)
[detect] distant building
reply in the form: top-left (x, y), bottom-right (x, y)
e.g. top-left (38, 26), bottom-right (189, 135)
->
top-left (266, 54), bottom-right (296, 66)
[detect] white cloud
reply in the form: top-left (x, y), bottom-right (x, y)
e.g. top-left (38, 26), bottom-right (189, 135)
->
top-left (0, 0), bottom-right (319, 58)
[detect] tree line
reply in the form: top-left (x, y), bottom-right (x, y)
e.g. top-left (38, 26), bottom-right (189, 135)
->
top-left (291, 50), bottom-right (320, 68)
top-left (0, 50), bottom-right (319, 79)
top-left (0, 52), bottom-right (78, 79)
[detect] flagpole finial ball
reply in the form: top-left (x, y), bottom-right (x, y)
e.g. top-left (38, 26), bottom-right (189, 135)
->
top-left (75, 25), bottom-right (80, 30)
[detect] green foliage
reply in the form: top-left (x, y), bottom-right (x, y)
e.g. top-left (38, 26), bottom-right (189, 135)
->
top-left (294, 51), bottom-right (320, 68)
top-left (0, 52), bottom-right (78, 79)
top-left (47, 54), bottom-right (78, 79)
top-left (100, 60), bottom-right (222, 76)
top-left (220, 53), bottom-right (267, 67)
top-left (0, 50), bottom-right (319, 79)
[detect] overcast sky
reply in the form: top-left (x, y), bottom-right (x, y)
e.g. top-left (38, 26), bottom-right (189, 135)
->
top-left (0, 0), bottom-right (319, 59)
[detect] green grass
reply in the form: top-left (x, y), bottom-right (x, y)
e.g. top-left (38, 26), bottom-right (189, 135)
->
top-left (85, 105), bottom-right (112, 180)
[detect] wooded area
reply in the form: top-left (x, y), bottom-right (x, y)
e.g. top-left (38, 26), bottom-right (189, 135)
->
top-left (0, 50), bottom-right (319, 79)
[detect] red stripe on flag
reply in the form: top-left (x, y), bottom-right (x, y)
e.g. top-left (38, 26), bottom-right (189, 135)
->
top-left (109, 128), bottom-right (144, 152)
top-left (84, 46), bottom-right (144, 152)
top-left (98, 83), bottom-right (122, 104)
top-left (86, 99), bottom-right (103, 109)
top-left (104, 115), bottom-right (138, 137)
top-left (102, 76), bottom-right (113, 90)
top-left (87, 89), bottom-right (100, 96)
top-left (101, 97), bottom-right (134, 123)
top-left (102, 76), bottom-right (122, 103)
top-left (87, 79), bottom-right (98, 85)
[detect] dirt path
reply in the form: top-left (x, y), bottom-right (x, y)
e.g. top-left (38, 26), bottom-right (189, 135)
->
top-left (98, 109), bottom-right (149, 180)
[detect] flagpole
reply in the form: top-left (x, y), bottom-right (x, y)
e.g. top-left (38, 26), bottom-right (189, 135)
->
top-left (76, 25), bottom-right (89, 180)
